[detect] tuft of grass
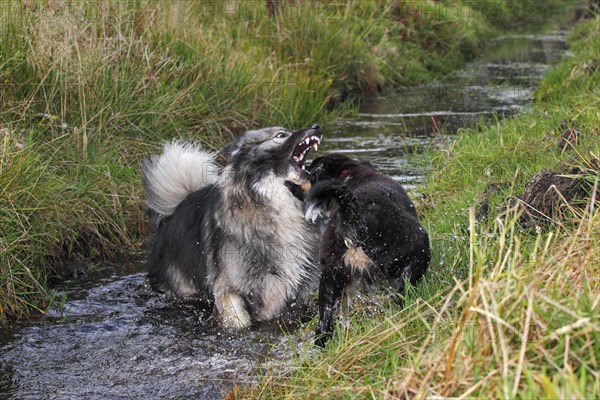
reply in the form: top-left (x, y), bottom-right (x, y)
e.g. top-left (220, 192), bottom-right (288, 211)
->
top-left (0, 127), bottom-right (145, 319)
top-left (248, 14), bottom-right (600, 399)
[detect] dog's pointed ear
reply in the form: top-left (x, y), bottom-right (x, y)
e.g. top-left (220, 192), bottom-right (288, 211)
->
top-left (220, 137), bottom-right (244, 162)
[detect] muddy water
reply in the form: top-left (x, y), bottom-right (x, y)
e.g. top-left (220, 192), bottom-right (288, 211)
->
top-left (0, 6), bottom-right (583, 400)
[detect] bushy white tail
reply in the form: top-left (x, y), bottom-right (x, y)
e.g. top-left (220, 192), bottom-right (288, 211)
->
top-left (142, 141), bottom-right (219, 218)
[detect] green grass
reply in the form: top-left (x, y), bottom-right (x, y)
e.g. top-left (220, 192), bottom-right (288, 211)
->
top-left (0, 0), bottom-right (582, 322)
top-left (245, 13), bottom-right (600, 399)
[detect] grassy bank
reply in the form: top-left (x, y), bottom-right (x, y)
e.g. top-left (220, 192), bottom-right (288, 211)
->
top-left (249, 14), bottom-right (600, 399)
top-left (0, 1), bottom-right (579, 321)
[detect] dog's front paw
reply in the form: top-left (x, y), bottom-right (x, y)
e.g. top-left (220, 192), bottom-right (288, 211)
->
top-left (315, 328), bottom-right (333, 348)
top-left (315, 317), bottom-right (335, 347)
top-left (220, 293), bottom-right (252, 330)
top-left (305, 202), bottom-right (324, 223)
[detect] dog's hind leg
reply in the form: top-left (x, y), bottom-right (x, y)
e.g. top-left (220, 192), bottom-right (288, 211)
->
top-left (394, 243), bottom-right (431, 307)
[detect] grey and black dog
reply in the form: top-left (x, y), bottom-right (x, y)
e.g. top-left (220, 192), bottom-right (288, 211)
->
top-left (142, 125), bottom-right (322, 329)
top-left (305, 153), bottom-right (430, 346)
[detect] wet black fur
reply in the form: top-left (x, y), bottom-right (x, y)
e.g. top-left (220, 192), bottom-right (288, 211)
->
top-left (306, 153), bottom-right (431, 346)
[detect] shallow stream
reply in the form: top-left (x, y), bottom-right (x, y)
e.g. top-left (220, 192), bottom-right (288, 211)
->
top-left (0, 5), bottom-right (585, 399)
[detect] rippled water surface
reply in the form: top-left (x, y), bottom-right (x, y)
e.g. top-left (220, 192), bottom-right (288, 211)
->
top-left (322, 16), bottom-right (575, 188)
top-left (0, 261), bottom-right (312, 399)
top-left (0, 6), bottom-right (584, 399)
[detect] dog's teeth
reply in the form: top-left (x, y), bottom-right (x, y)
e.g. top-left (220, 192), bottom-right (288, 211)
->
top-left (305, 138), bottom-right (310, 145)
top-left (302, 165), bottom-right (306, 170)
top-left (293, 156), bottom-right (299, 162)
top-left (313, 144), bottom-right (318, 151)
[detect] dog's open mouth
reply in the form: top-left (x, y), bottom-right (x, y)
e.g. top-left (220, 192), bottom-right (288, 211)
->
top-left (292, 134), bottom-right (321, 169)
top-left (287, 125), bottom-right (322, 190)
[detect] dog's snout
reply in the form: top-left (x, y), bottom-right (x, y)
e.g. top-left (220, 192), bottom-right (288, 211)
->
top-left (311, 124), bottom-right (321, 131)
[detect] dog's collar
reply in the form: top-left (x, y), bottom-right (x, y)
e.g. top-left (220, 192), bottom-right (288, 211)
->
top-left (338, 168), bottom-right (350, 180)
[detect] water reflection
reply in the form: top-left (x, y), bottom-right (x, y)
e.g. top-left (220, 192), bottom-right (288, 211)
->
top-left (325, 27), bottom-right (575, 186)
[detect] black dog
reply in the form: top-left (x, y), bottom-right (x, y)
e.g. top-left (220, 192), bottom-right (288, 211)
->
top-left (305, 153), bottom-right (430, 346)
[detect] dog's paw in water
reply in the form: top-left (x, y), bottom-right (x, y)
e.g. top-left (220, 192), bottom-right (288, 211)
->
top-left (220, 292), bottom-right (253, 330)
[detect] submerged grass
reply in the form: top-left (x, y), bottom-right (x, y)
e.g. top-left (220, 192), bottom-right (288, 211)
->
top-left (0, 0), bottom-right (574, 322)
top-left (248, 13), bottom-right (600, 399)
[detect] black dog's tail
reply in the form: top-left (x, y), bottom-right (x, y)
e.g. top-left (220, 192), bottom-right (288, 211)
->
top-left (304, 180), bottom-right (361, 229)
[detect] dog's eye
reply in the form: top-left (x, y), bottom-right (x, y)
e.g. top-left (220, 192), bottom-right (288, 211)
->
top-left (275, 132), bottom-right (287, 139)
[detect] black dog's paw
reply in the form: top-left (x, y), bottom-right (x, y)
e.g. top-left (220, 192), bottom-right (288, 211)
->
top-left (315, 316), bottom-right (335, 347)
top-left (304, 179), bottom-right (342, 223)
top-left (315, 330), bottom-right (333, 348)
